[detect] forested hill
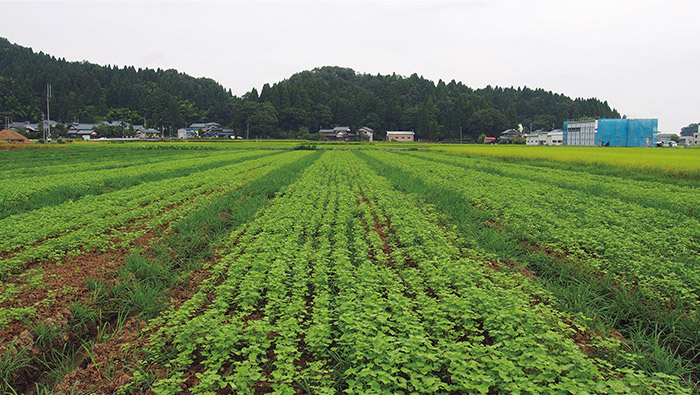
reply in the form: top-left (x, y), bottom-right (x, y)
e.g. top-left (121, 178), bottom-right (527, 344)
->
top-left (0, 37), bottom-right (233, 128)
top-left (236, 67), bottom-right (620, 140)
top-left (0, 37), bottom-right (619, 140)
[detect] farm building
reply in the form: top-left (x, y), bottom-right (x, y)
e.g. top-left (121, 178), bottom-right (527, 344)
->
top-left (177, 128), bottom-right (198, 138)
top-left (499, 129), bottom-right (520, 143)
top-left (0, 129), bottom-right (29, 143)
top-left (319, 126), bottom-right (354, 141)
top-left (563, 118), bottom-right (657, 147)
top-left (386, 131), bottom-right (415, 142)
top-left (357, 126), bottom-right (374, 141)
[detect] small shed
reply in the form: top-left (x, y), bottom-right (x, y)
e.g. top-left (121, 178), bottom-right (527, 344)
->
top-left (386, 131), bottom-right (415, 142)
top-left (357, 126), bottom-right (374, 142)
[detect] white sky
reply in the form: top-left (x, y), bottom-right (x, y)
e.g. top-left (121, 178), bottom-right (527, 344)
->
top-left (2, 0), bottom-right (698, 133)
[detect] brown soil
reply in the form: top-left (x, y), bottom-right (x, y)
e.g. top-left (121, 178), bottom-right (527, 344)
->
top-left (0, 144), bottom-right (60, 150)
top-left (0, 250), bottom-right (128, 341)
top-left (53, 317), bottom-right (149, 395)
top-left (53, 258), bottom-right (215, 393)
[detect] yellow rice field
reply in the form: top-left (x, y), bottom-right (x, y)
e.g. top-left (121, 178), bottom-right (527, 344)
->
top-left (430, 145), bottom-right (700, 180)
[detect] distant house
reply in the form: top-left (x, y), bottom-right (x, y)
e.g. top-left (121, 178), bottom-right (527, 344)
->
top-left (190, 122), bottom-right (222, 134)
top-left (203, 129), bottom-right (235, 138)
top-left (499, 129), bottom-right (520, 143)
top-left (679, 132), bottom-right (698, 146)
top-left (386, 131), bottom-right (415, 142)
top-left (177, 128), bottom-right (198, 139)
top-left (524, 133), bottom-right (538, 145)
top-left (9, 121), bottom-right (38, 133)
top-left (484, 136), bottom-right (497, 144)
top-left (357, 126), bottom-right (374, 142)
top-left (136, 128), bottom-right (160, 139)
top-left (67, 123), bottom-right (99, 140)
top-left (103, 120), bottom-right (129, 129)
top-left (319, 126), bottom-right (354, 141)
top-left (657, 133), bottom-right (674, 145)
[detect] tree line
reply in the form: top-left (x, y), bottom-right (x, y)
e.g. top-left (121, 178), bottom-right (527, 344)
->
top-left (1, 37), bottom-right (622, 141)
top-left (0, 38), bottom-right (232, 132)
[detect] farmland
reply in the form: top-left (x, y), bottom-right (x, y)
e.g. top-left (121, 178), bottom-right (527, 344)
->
top-left (0, 143), bottom-right (698, 393)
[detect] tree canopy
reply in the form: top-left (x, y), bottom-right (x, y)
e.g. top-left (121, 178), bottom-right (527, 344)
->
top-left (233, 67), bottom-right (620, 140)
top-left (0, 37), bottom-right (232, 130)
top-left (0, 38), bottom-right (620, 140)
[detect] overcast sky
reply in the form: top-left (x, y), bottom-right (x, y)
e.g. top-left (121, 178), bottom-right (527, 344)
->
top-left (3, 0), bottom-right (698, 133)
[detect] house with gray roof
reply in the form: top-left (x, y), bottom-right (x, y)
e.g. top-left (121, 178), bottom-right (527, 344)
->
top-left (319, 126), bottom-right (356, 141)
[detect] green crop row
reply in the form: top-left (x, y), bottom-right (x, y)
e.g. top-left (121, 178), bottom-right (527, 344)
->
top-left (406, 150), bottom-right (698, 218)
top-left (359, 149), bottom-right (700, 382)
top-left (0, 151), bottom-right (314, 331)
top-left (0, 148), bottom-right (252, 218)
top-left (0, 146), bottom-right (215, 180)
top-left (128, 151), bottom-right (688, 394)
top-left (0, 151), bottom-right (287, 275)
top-left (363, 150), bottom-right (700, 317)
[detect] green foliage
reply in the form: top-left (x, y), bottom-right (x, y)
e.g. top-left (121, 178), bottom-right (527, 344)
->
top-left (680, 123), bottom-right (698, 136)
top-left (132, 150), bottom-right (689, 394)
top-left (293, 142), bottom-right (317, 150)
top-left (0, 340), bottom-right (34, 392)
top-left (360, 149), bottom-right (700, 383)
top-left (0, 39), bottom-right (232, 129)
top-left (0, 38), bottom-right (619, 140)
top-left (232, 66), bottom-right (620, 140)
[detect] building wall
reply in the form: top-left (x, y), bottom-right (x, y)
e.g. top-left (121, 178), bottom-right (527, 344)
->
top-left (386, 135), bottom-right (414, 142)
top-left (597, 119), bottom-right (657, 147)
top-left (563, 120), bottom-right (597, 146)
top-left (547, 131), bottom-right (563, 146)
top-left (564, 119), bottom-right (657, 147)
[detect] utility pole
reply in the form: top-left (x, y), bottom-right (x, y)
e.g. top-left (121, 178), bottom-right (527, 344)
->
top-left (460, 127), bottom-right (463, 144)
top-left (46, 83), bottom-right (52, 141)
top-left (246, 122), bottom-right (250, 140)
top-left (4, 116), bottom-right (9, 143)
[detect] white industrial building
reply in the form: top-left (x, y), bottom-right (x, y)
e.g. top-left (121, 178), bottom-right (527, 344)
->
top-left (525, 129), bottom-right (562, 146)
top-left (564, 120), bottom-right (598, 146)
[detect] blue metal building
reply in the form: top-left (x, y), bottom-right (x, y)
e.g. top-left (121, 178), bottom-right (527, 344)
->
top-left (563, 118), bottom-right (657, 147)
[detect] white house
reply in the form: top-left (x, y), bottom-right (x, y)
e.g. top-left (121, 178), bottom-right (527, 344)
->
top-left (680, 132), bottom-right (698, 146)
top-left (177, 128), bottom-right (198, 139)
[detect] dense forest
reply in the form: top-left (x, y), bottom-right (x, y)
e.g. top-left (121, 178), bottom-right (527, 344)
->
top-left (0, 37), bottom-right (621, 140)
top-left (0, 38), bottom-right (233, 131)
